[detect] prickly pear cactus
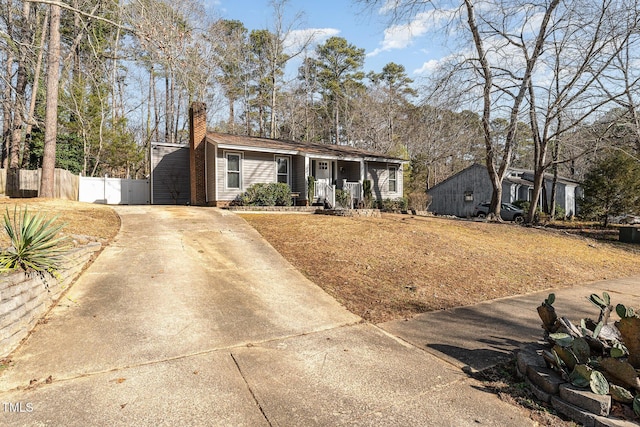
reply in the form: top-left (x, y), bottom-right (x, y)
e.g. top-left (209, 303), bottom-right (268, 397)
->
top-left (537, 293), bottom-right (558, 332)
top-left (615, 314), bottom-right (640, 368)
top-left (537, 295), bottom-right (640, 422)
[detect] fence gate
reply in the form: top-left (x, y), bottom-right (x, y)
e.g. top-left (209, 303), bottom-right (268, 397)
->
top-left (79, 176), bottom-right (150, 205)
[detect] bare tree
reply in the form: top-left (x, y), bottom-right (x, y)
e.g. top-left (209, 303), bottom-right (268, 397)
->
top-left (595, 3), bottom-right (640, 156)
top-left (521, 0), bottom-right (639, 221)
top-left (359, 0), bottom-right (559, 219)
top-left (39, 1), bottom-right (60, 197)
top-left (265, 0), bottom-right (314, 139)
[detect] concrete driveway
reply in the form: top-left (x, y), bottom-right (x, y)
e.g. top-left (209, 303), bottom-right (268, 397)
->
top-left (0, 206), bottom-right (534, 426)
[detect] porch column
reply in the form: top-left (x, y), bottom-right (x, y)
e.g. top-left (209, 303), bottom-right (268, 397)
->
top-left (304, 156), bottom-right (310, 200)
top-left (360, 160), bottom-right (365, 200)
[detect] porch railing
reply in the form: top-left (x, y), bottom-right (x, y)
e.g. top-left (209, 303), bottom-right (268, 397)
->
top-left (326, 184), bottom-right (335, 209)
top-left (343, 180), bottom-right (362, 208)
top-left (314, 179), bottom-right (335, 208)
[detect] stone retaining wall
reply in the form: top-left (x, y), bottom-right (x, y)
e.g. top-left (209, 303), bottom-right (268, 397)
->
top-left (0, 242), bottom-right (102, 358)
top-left (517, 344), bottom-right (638, 427)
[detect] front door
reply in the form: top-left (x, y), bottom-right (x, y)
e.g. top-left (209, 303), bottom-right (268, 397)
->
top-left (314, 160), bottom-right (331, 198)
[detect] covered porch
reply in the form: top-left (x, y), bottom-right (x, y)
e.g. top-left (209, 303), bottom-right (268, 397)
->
top-left (307, 158), bottom-right (365, 208)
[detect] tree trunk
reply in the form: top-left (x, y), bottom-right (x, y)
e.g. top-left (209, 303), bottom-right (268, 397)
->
top-left (229, 96), bottom-right (235, 134)
top-left (528, 170), bottom-right (546, 223)
top-left (174, 89), bottom-right (181, 144)
top-left (164, 76), bottom-right (170, 143)
top-left (152, 65), bottom-right (159, 142)
top-left (23, 9), bottom-right (49, 169)
top-left (169, 73), bottom-right (175, 143)
top-left (9, 2), bottom-right (32, 171)
top-left (259, 104), bottom-right (265, 137)
top-left (40, 3), bottom-right (61, 198)
top-left (2, 50), bottom-right (14, 169)
top-left (549, 140), bottom-right (560, 219)
top-left (334, 100), bottom-right (340, 144)
top-left (270, 69), bottom-right (277, 138)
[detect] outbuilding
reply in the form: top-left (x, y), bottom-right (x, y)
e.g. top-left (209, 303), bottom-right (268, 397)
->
top-left (427, 163), bottom-right (580, 218)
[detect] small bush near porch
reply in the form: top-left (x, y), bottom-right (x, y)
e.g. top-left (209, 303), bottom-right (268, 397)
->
top-left (233, 183), bottom-right (292, 207)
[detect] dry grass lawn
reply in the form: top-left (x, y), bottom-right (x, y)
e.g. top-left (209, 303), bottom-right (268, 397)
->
top-left (241, 213), bottom-right (640, 324)
top-left (0, 198), bottom-right (120, 247)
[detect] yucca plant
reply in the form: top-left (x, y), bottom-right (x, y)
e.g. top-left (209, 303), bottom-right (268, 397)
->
top-left (0, 207), bottom-right (69, 276)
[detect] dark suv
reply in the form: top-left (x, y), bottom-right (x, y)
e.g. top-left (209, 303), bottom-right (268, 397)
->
top-left (473, 202), bottom-right (525, 224)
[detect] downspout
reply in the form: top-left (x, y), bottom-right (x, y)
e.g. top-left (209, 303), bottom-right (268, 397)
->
top-left (214, 144), bottom-right (218, 204)
top-left (360, 159), bottom-right (365, 201)
top-left (304, 155), bottom-right (310, 202)
top-left (149, 144), bottom-right (154, 204)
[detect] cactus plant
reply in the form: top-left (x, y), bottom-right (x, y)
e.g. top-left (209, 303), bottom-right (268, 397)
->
top-left (616, 304), bottom-right (635, 319)
top-left (537, 293), bottom-right (640, 421)
top-left (616, 316), bottom-right (640, 368)
top-left (538, 293), bottom-right (558, 332)
top-left (590, 370), bottom-right (609, 395)
top-left (610, 384), bottom-right (634, 403)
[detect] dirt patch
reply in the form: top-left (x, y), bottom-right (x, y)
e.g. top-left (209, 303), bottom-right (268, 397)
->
top-left (0, 198), bottom-right (120, 247)
top-left (240, 213), bottom-right (640, 324)
top-left (475, 362), bottom-right (576, 427)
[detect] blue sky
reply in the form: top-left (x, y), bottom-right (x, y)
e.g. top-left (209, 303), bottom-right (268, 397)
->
top-left (210, 0), bottom-right (450, 81)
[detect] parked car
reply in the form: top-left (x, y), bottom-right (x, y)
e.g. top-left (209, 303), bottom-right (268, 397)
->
top-left (609, 214), bottom-right (640, 225)
top-left (473, 202), bottom-right (525, 224)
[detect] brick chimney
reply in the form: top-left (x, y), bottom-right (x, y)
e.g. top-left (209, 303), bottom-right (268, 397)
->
top-left (189, 102), bottom-right (207, 206)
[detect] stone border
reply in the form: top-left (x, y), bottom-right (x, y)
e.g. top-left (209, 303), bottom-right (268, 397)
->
top-left (0, 242), bottom-right (102, 358)
top-left (226, 206), bottom-right (320, 213)
top-left (517, 343), bottom-right (638, 427)
top-left (316, 209), bottom-right (381, 218)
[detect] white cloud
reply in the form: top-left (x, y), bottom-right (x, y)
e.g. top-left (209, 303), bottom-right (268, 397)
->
top-left (368, 9), bottom-right (455, 57)
top-left (378, 0), bottom-right (401, 15)
top-left (284, 28), bottom-right (341, 54)
top-left (413, 59), bottom-right (441, 75)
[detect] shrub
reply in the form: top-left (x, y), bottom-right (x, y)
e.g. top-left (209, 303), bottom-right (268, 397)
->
top-left (512, 200), bottom-right (529, 211)
top-left (335, 189), bottom-right (351, 209)
top-left (307, 176), bottom-right (315, 204)
top-left (407, 191), bottom-right (431, 211)
top-left (553, 206), bottom-right (566, 220)
top-left (0, 207), bottom-right (69, 276)
top-left (362, 180), bottom-right (372, 208)
top-left (238, 183), bottom-right (292, 206)
top-left (377, 197), bottom-right (408, 212)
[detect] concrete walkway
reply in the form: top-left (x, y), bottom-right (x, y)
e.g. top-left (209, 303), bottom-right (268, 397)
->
top-left (0, 206), bottom-right (636, 426)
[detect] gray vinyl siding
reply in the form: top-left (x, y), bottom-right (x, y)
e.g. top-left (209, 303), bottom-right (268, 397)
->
top-left (292, 156), bottom-right (306, 197)
top-left (150, 144), bottom-right (190, 205)
top-left (366, 161), bottom-right (402, 200)
top-left (216, 149), bottom-right (279, 201)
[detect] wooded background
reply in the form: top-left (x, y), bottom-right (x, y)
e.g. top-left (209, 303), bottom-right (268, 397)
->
top-left (1, 0), bottom-right (639, 217)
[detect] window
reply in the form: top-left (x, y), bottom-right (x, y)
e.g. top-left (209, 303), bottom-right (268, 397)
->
top-left (226, 153), bottom-right (241, 189)
top-left (318, 161), bottom-right (328, 170)
top-left (276, 156), bottom-right (290, 185)
top-left (388, 166), bottom-right (397, 192)
top-left (464, 191), bottom-right (474, 202)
